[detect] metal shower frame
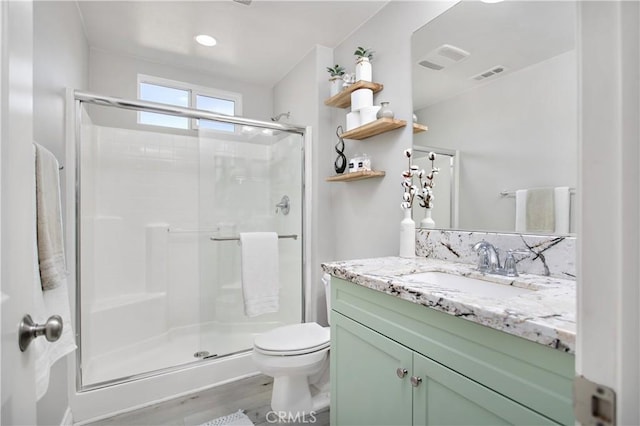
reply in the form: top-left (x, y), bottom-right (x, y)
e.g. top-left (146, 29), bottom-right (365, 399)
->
top-left (72, 90), bottom-right (309, 392)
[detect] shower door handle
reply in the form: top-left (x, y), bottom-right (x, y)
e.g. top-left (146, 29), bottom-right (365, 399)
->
top-left (18, 314), bottom-right (63, 352)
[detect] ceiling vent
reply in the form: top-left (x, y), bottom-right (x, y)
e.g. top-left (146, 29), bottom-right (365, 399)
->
top-left (472, 65), bottom-right (507, 81)
top-left (418, 44), bottom-right (470, 71)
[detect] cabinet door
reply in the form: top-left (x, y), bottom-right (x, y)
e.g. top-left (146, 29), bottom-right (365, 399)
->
top-left (412, 352), bottom-right (558, 425)
top-left (331, 312), bottom-right (413, 426)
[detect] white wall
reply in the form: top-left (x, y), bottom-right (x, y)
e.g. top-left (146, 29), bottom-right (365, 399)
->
top-left (33, 1), bottom-right (89, 424)
top-left (329, 1), bottom-right (457, 261)
top-left (273, 45), bottom-right (333, 324)
top-left (415, 50), bottom-right (577, 233)
top-left (88, 49), bottom-right (274, 128)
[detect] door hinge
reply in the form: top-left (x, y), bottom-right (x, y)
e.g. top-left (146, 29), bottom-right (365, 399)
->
top-left (574, 375), bottom-right (616, 426)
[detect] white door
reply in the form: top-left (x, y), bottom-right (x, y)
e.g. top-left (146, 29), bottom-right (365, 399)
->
top-left (0, 0), bottom-right (38, 424)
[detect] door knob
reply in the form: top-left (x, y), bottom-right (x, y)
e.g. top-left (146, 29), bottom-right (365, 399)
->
top-left (396, 368), bottom-right (408, 378)
top-left (410, 376), bottom-right (423, 387)
top-left (18, 314), bottom-right (63, 352)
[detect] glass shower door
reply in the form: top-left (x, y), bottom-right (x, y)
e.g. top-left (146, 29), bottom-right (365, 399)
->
top-left (77, 100), bottom-right (304, 389)
top-left (195, 126), bottom-right (304, 360)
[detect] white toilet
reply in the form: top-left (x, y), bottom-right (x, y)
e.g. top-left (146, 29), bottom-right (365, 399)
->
top-left (252, 276), bottom-right (331, 414)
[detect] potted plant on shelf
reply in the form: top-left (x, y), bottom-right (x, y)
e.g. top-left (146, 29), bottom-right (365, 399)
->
top-left (327, 64), bottom-right (346, 97)
top-left (354, 46), bottom-right (374, 82)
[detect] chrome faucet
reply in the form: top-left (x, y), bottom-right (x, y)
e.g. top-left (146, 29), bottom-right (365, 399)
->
top-left (472, 241), bottom-right (501, 273)
top-left (472, 241), bottom-right (529, 277)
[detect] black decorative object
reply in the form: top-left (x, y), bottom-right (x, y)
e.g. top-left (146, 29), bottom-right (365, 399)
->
top-left (334, 126), bottom-right (347, 174)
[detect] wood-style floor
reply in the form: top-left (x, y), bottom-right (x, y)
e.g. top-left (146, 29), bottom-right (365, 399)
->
top-left (86, 374), bottom-right (330, 426)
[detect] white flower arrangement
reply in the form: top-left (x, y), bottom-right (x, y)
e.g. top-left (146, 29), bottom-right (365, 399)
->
top-left (401, 149), bottom-right (439, 210)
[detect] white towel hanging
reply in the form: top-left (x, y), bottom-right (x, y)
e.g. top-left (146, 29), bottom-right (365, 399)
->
top-left (240, 232), bottom-right (280, 317)
top-left (32, 143), bottom-right (76, 400)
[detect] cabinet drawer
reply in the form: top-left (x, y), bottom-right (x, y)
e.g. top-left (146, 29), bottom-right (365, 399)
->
top-left (332, 278), bottom-right (574, 425)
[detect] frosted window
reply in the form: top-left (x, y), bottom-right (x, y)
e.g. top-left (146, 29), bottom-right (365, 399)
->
top-left (139, 83), bottom-right (189, 129)
top-left (196, 95), bottom-right (235, 132)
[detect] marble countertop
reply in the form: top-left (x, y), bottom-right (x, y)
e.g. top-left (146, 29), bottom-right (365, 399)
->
top-left (321, 257), bottom-right (576, 354)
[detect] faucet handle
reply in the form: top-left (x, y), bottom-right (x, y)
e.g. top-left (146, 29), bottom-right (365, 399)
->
top-left (476, 247), bottom-right (490, 273)
top-left (503, 249), bottom-right (529, 277)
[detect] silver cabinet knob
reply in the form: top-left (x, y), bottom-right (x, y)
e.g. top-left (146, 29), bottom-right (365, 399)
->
top-left (396, 368), bottom-right (408, 378)
top-left (410, 376), bottom-right (423, 387)
top-left (19, 314), bottom-right (63, 352)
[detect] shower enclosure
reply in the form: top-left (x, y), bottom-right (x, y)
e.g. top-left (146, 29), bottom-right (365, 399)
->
top-left (72, 91), bottom-right (307, 391)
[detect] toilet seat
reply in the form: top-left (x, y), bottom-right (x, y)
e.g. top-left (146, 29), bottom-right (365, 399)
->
top-left (254, 323), bottom-right (330, 356)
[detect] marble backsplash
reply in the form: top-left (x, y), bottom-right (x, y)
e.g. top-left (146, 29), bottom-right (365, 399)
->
top-left (416, 229), bottom-right (576, 279)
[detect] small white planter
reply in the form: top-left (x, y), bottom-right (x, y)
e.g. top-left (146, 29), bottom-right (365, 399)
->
top-left (355, 57), bottom-right (372, 82)
top-left (329, 76), bottom-right (344, 97)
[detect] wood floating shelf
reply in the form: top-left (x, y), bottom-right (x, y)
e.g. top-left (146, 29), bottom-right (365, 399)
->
top-left (324, 81), bottom-right (384, 109)
top-left (340, 117), bottom-right (407, 140)
top-left (326, 170), bottom-right (386, 182)
top-left (413, 123), bottom-right (428, 134)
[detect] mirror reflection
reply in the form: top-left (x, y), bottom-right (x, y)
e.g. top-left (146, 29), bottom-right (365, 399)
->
top-left (412, 1), bottom-right (577, 235)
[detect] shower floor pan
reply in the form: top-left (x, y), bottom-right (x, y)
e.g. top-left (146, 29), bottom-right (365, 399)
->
top-left (82, 320), bottom-right (283, 387)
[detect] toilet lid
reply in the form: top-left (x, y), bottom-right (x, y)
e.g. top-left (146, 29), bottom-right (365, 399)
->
top-left (254, 323), bottom-right (330, 355)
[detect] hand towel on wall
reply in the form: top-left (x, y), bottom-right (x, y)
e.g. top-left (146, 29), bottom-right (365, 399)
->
top-left (515, 188), bottom-right (555, 233)
top-left (240, 232), bottom-right (280, 317)
top-left (554, 187), bottom-right (571, 234)
top-left (32, 144), bottom-right (76, 400)
top-left (35, 143), bottom-right (66, 290)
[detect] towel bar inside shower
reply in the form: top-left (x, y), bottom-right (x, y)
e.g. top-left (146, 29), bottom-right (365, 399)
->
top-left (500, 188), bottom-right (576, 198)
top-left (210, 234), bottom-right (298, 242)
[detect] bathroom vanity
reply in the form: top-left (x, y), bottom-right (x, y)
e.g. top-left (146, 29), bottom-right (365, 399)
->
top-left (322, 257), bottom-right (575, 425)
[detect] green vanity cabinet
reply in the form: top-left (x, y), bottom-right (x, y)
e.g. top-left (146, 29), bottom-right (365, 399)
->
top-left (330, 277), bottom-right (575, 425)
top-left (331, 311), bottom-right (413, 426)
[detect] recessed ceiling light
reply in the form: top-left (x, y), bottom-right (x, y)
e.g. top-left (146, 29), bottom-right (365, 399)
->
top-left (195, 34), bottom-right (217, 47)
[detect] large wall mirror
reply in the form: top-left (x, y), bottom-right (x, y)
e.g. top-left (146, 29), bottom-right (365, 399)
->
top-left (412, 1), bottom-right (577, 235)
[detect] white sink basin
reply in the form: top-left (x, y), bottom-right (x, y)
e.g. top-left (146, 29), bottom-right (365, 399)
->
top-left (404, 271), bottom-right (534, 299)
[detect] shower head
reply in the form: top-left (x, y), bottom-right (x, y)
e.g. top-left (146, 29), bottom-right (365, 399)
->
top-left (271, 112), bottom-right (290, 122)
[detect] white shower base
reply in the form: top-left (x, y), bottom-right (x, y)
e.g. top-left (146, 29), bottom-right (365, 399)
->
top-left (83, 320), bottom-right (283, 386)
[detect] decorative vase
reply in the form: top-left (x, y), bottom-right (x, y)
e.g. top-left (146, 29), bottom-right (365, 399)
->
top-left (334, 126), bottom-right (347, 174)
top-left (420, 208), bottom-right (436, 229)
top-left (399, 209), bottom-right (416, 258)
top-left (329, 76), bottom-right (343, 97)
top-left (355, 57), bottom-right (372, 82)
top-left (376, 101), bottom-right (394, 119)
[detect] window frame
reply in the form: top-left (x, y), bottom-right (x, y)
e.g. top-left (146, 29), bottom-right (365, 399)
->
top-left (136, 74), bottom-right (243, 133)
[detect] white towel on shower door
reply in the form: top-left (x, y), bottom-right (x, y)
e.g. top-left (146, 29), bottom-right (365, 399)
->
top-left (240, 232), bottom-right (280, 317)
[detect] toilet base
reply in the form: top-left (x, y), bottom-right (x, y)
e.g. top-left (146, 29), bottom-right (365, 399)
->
top-left (271, 375), bottom-right (330, 415)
